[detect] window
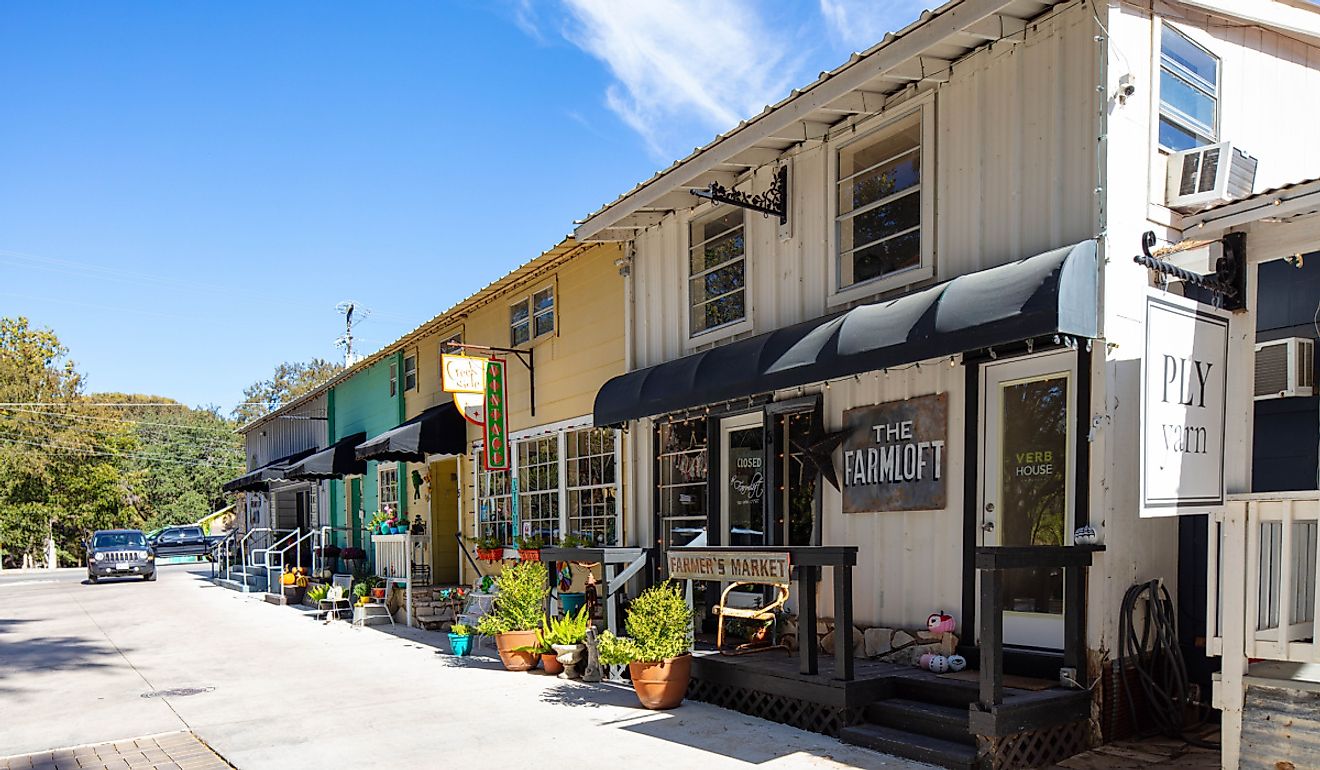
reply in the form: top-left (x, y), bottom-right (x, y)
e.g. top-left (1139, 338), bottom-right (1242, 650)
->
top-left (510, 287), bottom-right (555, 346)
top-left (403, 355), bottom-right (417, 392)
top-left (477, 461), bottom-right (514, 546)
top-left (517, 436), bottom-right (560, 544)
top-left (439, 332), bottom-right (463, 356)
top-left (388, 363), bottom-right (398, 397)
top-left (378, 465), bottom-right (399, 512)
top-left (566, 428), bottom-right (618, 546)
top-left (836, 110), bottom-right (924, 291)
top-left (656, 418), bottom-right (708, 557)
top-left (1159, 24), bottom-right (1219, 152)
top-left (689, 209), bottom-right (747, 336)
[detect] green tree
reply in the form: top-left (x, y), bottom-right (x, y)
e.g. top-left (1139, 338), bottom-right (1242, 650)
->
top-left (232, 359), bottom-right (343, 423)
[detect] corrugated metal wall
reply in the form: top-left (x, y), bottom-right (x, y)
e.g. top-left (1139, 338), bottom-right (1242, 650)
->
top-left (1241, 683), bottom-right (1320, 767)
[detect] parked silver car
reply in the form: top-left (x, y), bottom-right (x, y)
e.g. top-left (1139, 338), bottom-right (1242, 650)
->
top-left (87, 529), bottom-right (155, 583)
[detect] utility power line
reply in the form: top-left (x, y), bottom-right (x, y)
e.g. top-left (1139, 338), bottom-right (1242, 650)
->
top-left (0, 406), bottom-right (239, 433)
top-left (0, 435), bottom-right (241, 468)
top-left (0, 414), bottom-right (245, 455)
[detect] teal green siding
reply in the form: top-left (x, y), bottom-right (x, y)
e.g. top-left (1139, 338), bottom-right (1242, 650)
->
top-left (327, 353), bottom-right (405, 547)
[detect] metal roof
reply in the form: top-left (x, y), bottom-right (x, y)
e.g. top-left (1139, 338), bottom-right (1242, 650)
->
top-left (572, 0), bottom-right (1058, 241)
top-left (1181, 177), bottom-right (1320, 234)
top-left (237, 237), bottom-right (594, 434)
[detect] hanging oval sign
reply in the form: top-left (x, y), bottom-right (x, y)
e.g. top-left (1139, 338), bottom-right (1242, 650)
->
top-left (453, 392), bottom-right (485, 426)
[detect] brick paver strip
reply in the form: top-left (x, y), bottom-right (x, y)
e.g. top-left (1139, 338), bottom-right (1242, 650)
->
top-left (0, 733), bottom-right (232, 770)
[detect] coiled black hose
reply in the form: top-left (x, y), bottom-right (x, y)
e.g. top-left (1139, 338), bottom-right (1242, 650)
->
top-left (1117, 579), bottom-right (1217, 747)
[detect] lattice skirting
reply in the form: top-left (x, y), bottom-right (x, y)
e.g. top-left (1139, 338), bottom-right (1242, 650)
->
top-left (977, 719), bottom-right (1091, 770)
top-left (687, 678), bottom-right (864, 737)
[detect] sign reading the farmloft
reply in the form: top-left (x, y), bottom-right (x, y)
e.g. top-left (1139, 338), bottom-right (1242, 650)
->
top-left (1140, 293), bottom-right (1229, 517)
top-left (441, 354), bottom-right (486, 394)
top-left (483, 358), bottom-right (509, 470)
top-left (666, 549), bottom-right (790, 584)
top-left (841, 393), bottom-right (948, 513)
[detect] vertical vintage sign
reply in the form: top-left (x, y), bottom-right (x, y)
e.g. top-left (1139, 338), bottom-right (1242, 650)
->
top-left (841, 393), bottom-right (948, 513)
top-left (483, 358), bottom-right (509, 470)
top-left (1140, 292), bottom-right (1229, 517)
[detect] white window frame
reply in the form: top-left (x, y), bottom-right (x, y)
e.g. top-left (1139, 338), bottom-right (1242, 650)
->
top-left (388, 362), bottom-right (398, 398)
top-left (685, 204), bottom-right (752, 347)
top-left (509, 283), bottom-right (556, 348)
top-left (378, 464), bottom-right (399, 512)
top-left (468, 416), bottom-right (624, 548)
top-left (403, 353), bottom-right (418, 392)
top-left (827, 96), bottom-right (936, 308)
top-left (474, 450), bottom-right (514, 546)
top-left (1156, 22), bottom-right (1219, 154)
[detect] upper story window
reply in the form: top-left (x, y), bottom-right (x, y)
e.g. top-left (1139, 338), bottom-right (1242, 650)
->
top-left (510, 286), bottom-right (555, 346)
top-left (439, 332), bottom-right (463, 356)
top-left (403, 354), bottom-right (417, 392)
top-left (835, 109), bottom-right (926, 294)
top-left (378, 464), bottom-right (399, 511)
top-left (388, 363), bottom-right (398, 397)
top-left (688, 209), bottom-right (746, 337)
top-left (1159, 24), bottom-right (1219, 152)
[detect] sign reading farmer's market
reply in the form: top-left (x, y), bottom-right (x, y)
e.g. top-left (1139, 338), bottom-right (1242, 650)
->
top-left (483, 358), bottom-right (509, 470)
top-left (666, 549), bottom-right (791, 584)
top-left (842, 393), bottom-right (948, 513)
top-left (1139, 292), bottom-right (1229, 517)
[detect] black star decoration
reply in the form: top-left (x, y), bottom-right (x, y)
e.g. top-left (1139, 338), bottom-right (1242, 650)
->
top-left (791, 419), bottom-right (853, 492)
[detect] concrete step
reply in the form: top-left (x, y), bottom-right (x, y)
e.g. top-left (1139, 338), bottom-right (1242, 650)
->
top-left (838, 724), bottom-right (978, 770)
top-left (212, 577), bottom-right (251, 593)
top-left (864, 698), bottom-right (974, 746)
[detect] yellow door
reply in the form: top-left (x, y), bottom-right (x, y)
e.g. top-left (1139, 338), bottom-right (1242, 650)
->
top-left (429, 458), bottom-right (461, 584)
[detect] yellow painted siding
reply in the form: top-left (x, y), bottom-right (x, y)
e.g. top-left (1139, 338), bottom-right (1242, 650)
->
top-left (402, 241), bottom-right (626, 582)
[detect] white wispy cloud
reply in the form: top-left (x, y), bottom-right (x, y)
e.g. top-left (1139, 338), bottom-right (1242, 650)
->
top-left (559, 0), bottom-right (803, 160)
top-left (818, 0), bottom-right (935, 53)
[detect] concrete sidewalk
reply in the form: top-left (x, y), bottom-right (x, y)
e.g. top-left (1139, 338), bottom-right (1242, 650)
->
top-left (0, 566), bottom-right (927, 769)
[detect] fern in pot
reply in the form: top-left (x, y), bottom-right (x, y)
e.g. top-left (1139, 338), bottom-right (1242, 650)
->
top-left (598, 582), bottom-right (693, 709)
top-left (476, 561), bottom-right (548, 671)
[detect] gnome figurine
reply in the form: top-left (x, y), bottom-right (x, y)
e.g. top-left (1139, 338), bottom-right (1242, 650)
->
top-left (582, 626), bottom-right (604, 683)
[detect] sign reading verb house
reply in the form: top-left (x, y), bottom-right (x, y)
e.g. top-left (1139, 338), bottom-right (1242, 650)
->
top-left (842, 393), bottom-right (948, 513)
top-left (1140, 292), bottom-right (1229, 517)
top-left (666, 549), bottom-right (791, 584)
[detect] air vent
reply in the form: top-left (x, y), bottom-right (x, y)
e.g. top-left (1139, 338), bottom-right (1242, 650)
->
top-left (1254, 338), bottom-right (1315, 400)
top-left (1166, 142), bottom-right (1258, 211)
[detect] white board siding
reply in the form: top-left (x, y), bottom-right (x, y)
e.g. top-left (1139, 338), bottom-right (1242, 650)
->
top-left (631, 1), bottom-right (1100, 371)
top-left (242, 394), bottom-right (327, 472)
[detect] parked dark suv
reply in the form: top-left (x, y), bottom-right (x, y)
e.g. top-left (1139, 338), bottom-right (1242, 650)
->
top-left (87, 529), bottom-right (155, 583)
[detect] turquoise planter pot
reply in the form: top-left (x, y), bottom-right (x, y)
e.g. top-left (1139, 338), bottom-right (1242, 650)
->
top-left (560, 592), bottom-right (587, 616)
top-left (449, 633), bottom-right (473, 656)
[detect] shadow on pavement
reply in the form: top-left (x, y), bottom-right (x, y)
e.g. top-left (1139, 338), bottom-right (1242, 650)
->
top-left (0, 633), bottom-right (126, 686)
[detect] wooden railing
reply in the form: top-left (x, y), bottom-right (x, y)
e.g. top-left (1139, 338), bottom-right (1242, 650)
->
top-left (1208, 493), bottom-right (1320, 664)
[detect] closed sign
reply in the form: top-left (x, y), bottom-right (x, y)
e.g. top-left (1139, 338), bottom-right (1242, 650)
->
top-left (1140, 292), bottom-right (1229, 517)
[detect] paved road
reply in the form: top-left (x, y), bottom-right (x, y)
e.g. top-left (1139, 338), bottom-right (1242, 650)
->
top-left (0, 565), bottom-right (926, 769)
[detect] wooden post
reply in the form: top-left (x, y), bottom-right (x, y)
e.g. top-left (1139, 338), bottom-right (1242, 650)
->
top-left (833, 564), bottom-right (854, 681)
top-left (1063, 564), bottom-right (1085, 673)
top-left (798, 565), bottom-right (819, 675)
top-left (979, 567), bottom-right (1003, 707)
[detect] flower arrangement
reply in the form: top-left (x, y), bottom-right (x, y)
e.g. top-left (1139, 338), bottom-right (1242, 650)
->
top-left (471, 534), bottom-right (504, 562)
top-left (516, 535), bottom-right (544, 562)
top-left (340, 546), bottom-right (366, 561)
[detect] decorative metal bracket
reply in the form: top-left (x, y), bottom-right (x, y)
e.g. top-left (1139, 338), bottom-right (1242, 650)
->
top-left (1133, 230), bottom-right (1246, 311)
top-left (691, 165), bottom-right (788, 225)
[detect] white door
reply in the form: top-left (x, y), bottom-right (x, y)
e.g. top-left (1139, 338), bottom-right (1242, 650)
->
top-left (979, 350), bottom-right (1076, 650)
top-left (720, 412), bottom-right (766, 547)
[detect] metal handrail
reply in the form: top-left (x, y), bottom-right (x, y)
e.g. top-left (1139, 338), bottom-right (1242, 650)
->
top-left (259, 528), bottom-right (299, 572)
top-left (277, 527), bottom-right (318, 574)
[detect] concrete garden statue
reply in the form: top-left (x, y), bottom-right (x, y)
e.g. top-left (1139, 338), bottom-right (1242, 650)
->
top-left (597, 581), bottom-right (693, 709)
top-left (476, 560), bottom-right (548, 671)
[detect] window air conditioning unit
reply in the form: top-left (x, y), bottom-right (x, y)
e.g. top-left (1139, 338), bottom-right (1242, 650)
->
top-left (1254, 337), bottom-right (1315, 400)
top-left (1166, 142), bottom-right (1258, 211)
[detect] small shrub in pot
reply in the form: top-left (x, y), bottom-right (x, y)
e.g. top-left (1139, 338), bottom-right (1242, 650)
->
top-left (476, 561), bottom-right (548, 671)
top-left (597, 582), bottom-right (693, 709)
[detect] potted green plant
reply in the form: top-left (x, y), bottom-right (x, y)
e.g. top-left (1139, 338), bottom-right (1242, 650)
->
top-left (472, 534), bottom-right (503, 562)
top-left (597, 582), bottom-right (693, 709)
top-left (448, 623), bottom-right (475, 656)
top-left (398, 513), bottom-right (410, 533)
top-left (475, 561), bottom-right (548, 671)
top-left (516, 535), bottom-right (543, 562)
top-left (538, 607), bottom-right (589, 675)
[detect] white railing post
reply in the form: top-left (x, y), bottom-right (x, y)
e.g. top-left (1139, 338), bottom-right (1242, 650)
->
top-left (1218, 499), bottom-right (1248, 770)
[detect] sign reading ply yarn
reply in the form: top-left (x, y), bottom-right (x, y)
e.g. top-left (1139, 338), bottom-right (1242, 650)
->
top-left (483, 359), bottom-right (509, 470)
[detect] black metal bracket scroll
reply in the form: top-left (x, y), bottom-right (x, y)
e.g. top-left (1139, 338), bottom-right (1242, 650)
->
top-left (691, 165), bottom-right (788, 225)
top-left (449, 342), bottom-right (536, 417)
top-left (1133, 230), bottom-right (1247, 311)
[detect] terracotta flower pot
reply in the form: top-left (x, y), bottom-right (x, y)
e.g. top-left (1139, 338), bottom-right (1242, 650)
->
top-left (628, 654), bottom-right (692, 710)
top-left (494, 630), bottom-right (539, 672)
top-left (371, 587), bottom-right (386, 599)
top-left (518, 549), bottom-right (541, 562)
top-left (477, 547), bottom-right (502, 562)
top-left (541, 652), bottom-right (564, 675)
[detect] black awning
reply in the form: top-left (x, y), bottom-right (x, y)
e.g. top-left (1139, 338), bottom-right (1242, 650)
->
top-left (222, 447), bottom-right (318, 493)
top-left (593, 240), bottom-right (1098, 426)
top-left (284, 432), bottom-right (367, 480)
top-left (355, 403), bottom-right (467, 463)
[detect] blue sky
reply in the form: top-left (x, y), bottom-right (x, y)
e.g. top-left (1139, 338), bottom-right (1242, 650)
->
top-left (0, 1), bottom-right (933, 412)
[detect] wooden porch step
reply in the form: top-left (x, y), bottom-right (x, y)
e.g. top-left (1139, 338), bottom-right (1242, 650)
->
top-left (838, 723), bottom-right (978, 770)
top-left (894, 676), bottom-right (980, 709)
top-left (865, 698), bottom-right (974, 746)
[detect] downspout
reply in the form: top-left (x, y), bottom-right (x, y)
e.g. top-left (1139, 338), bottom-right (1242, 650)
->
top-left (622, 240), bottom-right (637, 551)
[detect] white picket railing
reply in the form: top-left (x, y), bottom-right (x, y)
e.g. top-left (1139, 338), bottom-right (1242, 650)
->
top-left (1209, 493), bottom-right (1320, 664)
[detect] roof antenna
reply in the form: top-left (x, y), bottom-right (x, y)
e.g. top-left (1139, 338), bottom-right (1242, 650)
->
top-left (335, 301), bottom-right (372, 365)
